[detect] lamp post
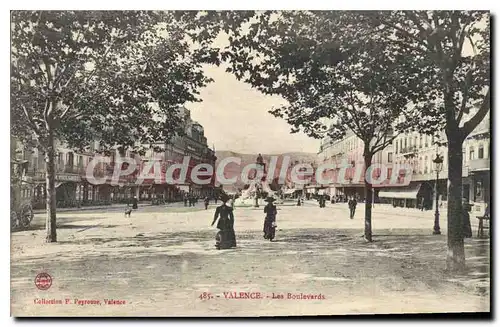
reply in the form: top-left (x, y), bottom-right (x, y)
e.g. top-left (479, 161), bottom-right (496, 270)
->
top-left (432, 154), bottom-right (444, 235)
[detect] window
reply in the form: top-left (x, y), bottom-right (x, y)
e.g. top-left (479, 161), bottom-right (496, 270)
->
top-left (388, 152), bottom-right (393, 163)
top-left (478, 144), bottom-right (484, 159)
top-left (404, 138), bottom-right (407, 150)
top-left (424, 156), bottom-right (428, 173)
top-left (395, 141), bottom-right (398, 154)
top-left (400, 139), bottom-right (403, 152)
top-left (469, 147), bottom-right (475, 160)
top-left (424, 135), bottom-right (428, 147)
top-left (414, 137), bottom-right (418, 149)
top-left (67, 152), bottom-right (74, 166)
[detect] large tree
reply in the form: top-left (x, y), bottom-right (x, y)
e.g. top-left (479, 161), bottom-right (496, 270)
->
top-left (11, 11), bottom-right (218, 242)
top-left (219, 11), bottom-right (420, 241)
top-left (357, 11), bottom-right (490, 271)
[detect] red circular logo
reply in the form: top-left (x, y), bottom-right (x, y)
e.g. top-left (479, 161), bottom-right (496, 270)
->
top-left (35, 273), bottom-right (52, 290)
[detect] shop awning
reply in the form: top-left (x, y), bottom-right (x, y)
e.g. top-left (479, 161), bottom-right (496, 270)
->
top-left (378, 184), bottom-right (422, 199)
top-left (55, 182), bottom-right (66, 189)
top-left (177, 184), bottom-right (190, 192)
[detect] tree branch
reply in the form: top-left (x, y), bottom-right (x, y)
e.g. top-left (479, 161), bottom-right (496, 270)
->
top-left (373, 14), bottom-right (430, 52)
top-left (372, 133), bottom-right (398, 154)
top-left (20, 103), bottom-right (41, 136)
top-left (461, 87), bottom-right (490, 136)
top-left (456, 69), bottom-right (473, 124)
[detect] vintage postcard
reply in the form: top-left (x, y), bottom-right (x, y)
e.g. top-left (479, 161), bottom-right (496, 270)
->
top-left (10, 10), bottom-right (490, 317)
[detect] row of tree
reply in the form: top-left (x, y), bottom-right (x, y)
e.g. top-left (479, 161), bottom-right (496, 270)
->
top-left (11, 11), bottom-right (489, 272)
top-left (212, 11), bottom-right (490, 271)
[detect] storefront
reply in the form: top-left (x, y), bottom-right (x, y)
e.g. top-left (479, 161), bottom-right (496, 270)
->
top-left (378, 182), bottom-right (434, 209)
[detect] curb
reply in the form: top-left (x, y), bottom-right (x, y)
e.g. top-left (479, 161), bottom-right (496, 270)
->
top-left (34, 204), bottom-right (154, 214)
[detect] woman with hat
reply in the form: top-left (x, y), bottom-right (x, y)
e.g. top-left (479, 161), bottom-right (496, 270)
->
top-left (263, 196), bottom-right (278, 241)
top-left (211, 193), bottom-right (237, 249)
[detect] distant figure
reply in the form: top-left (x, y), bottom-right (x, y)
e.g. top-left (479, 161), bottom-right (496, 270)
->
top-left (263, 197), bottom-right (277, 241)
top-left (484, 202), bottom-right (490, 218)
top-left (183, 194), bottom-right (188, 207)
top-left (211, 194), bottom-right (236, 249)
top-left (204, 197), bottom-right (210, 210)
top-left (297, 197), bottom-right (302, 206)
top-left (348, 197), bottom-right (357, 219)
top-left (462, 198), bottom-right (472, 238)
top-left (131, 196), bottom-right (138, 210)
top-left (420, 197), bottom-right (425, 211)
top-left (320, 195), bottom-right (326, 208)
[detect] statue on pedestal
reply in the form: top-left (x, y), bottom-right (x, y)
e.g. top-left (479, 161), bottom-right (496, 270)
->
top-left (256, 153), bottom-right (266, 175)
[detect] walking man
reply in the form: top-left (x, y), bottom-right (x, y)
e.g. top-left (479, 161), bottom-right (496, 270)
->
top-left (348, 197), bottom-right (357, 219)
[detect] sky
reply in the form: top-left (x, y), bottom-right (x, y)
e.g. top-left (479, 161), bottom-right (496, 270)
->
top-left (185, 64), bottom-right (320, 155)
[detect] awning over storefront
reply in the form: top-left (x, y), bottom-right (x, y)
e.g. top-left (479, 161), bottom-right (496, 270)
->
top-left (378, 184), bottom-right (422, 199)
top-left (177, 184), bottom-right (190, 192)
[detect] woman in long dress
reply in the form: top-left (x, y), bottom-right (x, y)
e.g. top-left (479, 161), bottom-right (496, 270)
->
top-left (211, 194), bottom-right (237, 249)
top-left (263, 197), bottom-right (277, 241)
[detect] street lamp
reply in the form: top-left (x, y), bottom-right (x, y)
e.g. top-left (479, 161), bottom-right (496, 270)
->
top-left (432, 154), bottom-right (444, 235)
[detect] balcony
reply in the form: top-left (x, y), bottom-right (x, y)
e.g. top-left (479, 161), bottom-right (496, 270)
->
top-left (400, 145), bottom-right (418, 156)
top-left (468, 158), bottom-right (490, 173)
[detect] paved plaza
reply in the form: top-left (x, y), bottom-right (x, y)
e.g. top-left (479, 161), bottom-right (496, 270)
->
top-left (11, 202), bottom-right (490, 316)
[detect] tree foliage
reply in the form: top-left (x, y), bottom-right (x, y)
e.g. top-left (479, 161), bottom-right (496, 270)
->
top-left (219, 11), bottom-right (424, 157)
top-left (11, 10), bottom-right (219, 154)
top-left (358, 11), bottom-right (490, 139)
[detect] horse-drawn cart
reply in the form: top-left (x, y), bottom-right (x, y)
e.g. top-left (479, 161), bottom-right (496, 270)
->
top-left (11, 160), bottom-right (35, 230)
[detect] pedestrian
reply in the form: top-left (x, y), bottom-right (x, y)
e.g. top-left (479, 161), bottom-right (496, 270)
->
top-left (297, 196), bottom-right (301, 206)
top-left (183, 194), bottom-right (188, 207)
top-left (462, 197), bottom-right (472, 238)
top-left (263, 196), bottom-right (277, 241)
top-left (348, 197), bottom-right (357, 219)
top-left (420, 197), bottom-right (425, 211)
top-left (211, 193), bottom-right (236, 249)
top-left (484, 202), bottom-right (490, 218)
top-left (131, 196), bottom-right (138, 210)
top-left (204, 196), bottom-right (210, 210)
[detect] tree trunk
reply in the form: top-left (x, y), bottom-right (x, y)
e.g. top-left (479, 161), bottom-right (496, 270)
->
top-left (446, 136), bottom-right (465, 271)
top-left (363, 151), bottom-right (374, 242)
top-left (45, 130), bottom-right (57, 242)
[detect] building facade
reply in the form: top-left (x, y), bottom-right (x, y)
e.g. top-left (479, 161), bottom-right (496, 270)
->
top-left (316, 129), bottom-right (394, 201)
top-left (316, 114), bottom-right (490, 214)
top-left (387, 113), bottom-right (490, 214)
top-left (137, 107), bottom-right (217, 201)
top-left (13, 108), bottom-right (217, 208)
